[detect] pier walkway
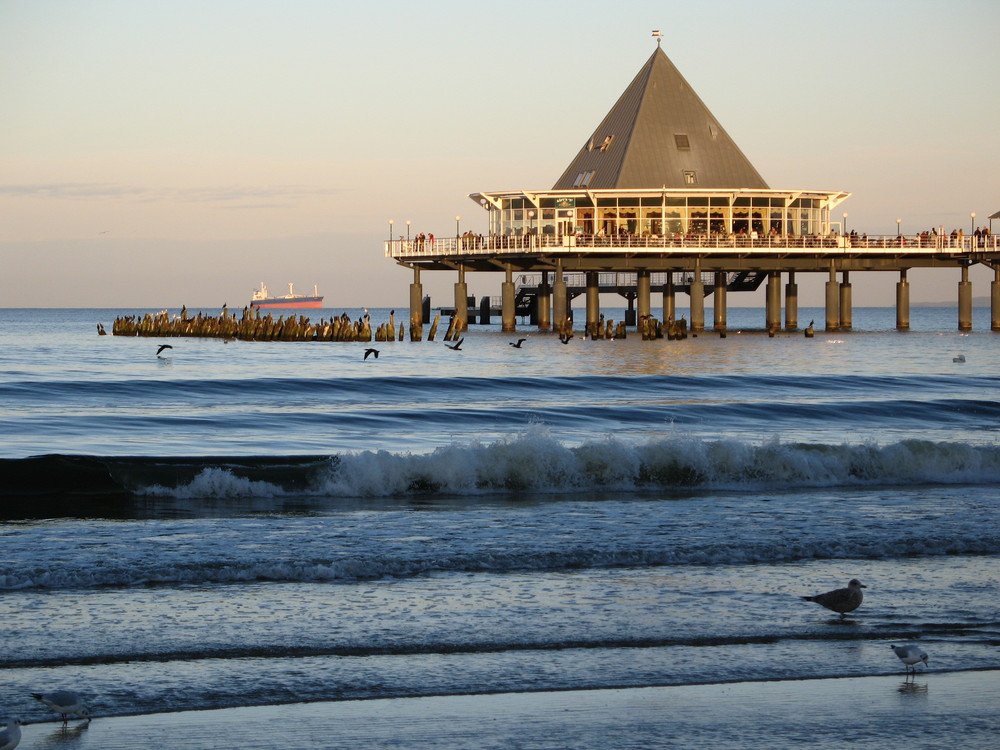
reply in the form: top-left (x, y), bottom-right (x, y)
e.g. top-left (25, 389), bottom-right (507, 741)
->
top-left (389, 232), bottom-right (1000, 335)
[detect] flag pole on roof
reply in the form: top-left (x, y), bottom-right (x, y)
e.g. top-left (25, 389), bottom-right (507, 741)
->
top-left (651, 29), bottom-right (662, 46)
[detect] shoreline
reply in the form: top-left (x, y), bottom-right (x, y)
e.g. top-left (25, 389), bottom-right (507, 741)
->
top-left (14, 669), bottom-right (999, 749)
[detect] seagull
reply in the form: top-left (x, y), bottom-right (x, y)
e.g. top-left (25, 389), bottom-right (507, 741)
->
top-left (0, 719), bottom-right (21, 750)
top-left (509, 339), bottom-right (527, 348)
top-left (156, 344), bottom-right (173, 357)
top-left (559, 332), bottom-right (573, 344)
top-left (363, 348), bottom-right (379, 360)
top-left (801, 578), bottom-right (866, 618)
top-left (31, 691), bottom-right (90, 723)
top-left (446, 337), bottom-right (464, 351)
top-left (891, 644), bottom-right (929, 674)
top-left (953, 354), bottom-right (966, 363)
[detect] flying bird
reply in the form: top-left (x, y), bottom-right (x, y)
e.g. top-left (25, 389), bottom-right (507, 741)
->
top-left (31, 690), bottom-right (90, 723)
top-left (446, 337), bottom-right (464, 351)
top-left (509, 339), bottom-right (527, 348)
top-left (156, 344), bottom-right (173, 356)
top-left (890, 644), bottom-right (929, 674)
top-left (364, 348), bottom-right (379, 360)
top-left (801, 578), bottom-right (866, 618)
top-left (0, 719), bottom-right (21, 750)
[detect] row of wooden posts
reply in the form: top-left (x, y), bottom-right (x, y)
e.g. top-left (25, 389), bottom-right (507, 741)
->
top-left (575, 315), bottom-right (690, 341)
top-left (109, 307), bottom-right (469, 342)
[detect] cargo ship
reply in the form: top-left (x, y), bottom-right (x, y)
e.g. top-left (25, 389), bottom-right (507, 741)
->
top-left (250, 282), bottom-right (324, 309)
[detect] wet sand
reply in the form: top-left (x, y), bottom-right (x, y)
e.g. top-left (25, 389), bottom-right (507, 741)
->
top-left (16, 670), bottom-right (998, 749)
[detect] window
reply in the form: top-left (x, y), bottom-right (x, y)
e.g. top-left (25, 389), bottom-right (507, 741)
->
top-left (572, 172), bottom-right (586, 187)
top-left (580, 170), bottom-right (596, 187)
top-left (599, 135), bottom-right (614, 151)
top-left (708, 123), bottom-right (719, 139)
top-left (684, 171), bottom-right (698, 185)
top-left (674, 133), bottom-right (691, 150)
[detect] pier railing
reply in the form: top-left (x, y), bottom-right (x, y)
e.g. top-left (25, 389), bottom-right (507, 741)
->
top-left (387, 233), bottom-right (998, 259)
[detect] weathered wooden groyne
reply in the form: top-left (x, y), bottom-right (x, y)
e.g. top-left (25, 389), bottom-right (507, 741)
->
top-left (110, 307), bottom-right (452, 343)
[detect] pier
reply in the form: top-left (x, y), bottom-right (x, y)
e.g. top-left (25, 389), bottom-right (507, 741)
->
top-left (387, 43), bottom-right (999, 336)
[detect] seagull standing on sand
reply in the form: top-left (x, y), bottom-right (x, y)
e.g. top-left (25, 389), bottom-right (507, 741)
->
top-left (31, 691), bottom-right (90, 723)
top-left (0, 719), bottom-right (21, 750)
top-left (891, 644), bottom-right (929, 674)
top-left (801, 578), bottom-right (867, 618)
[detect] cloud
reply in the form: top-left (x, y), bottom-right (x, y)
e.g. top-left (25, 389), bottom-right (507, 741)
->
top-left (0, 182), bottom-right (343, 205)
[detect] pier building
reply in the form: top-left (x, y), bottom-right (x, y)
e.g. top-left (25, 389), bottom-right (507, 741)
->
top-left (387, 41), bottom-right (1000, 335)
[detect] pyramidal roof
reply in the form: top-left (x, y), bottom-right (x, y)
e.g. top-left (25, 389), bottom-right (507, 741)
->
top-left (552, 46), bottom-right (769, 190)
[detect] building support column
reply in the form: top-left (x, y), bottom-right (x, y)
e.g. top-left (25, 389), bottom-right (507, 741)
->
top-left (766, 271), bottom-right (781, 331)
top-left (689, 263), bottom-right (705, 332)
top-left (991, 267), bottom-right (1000, 332)
top-left (825, 266), bottom-right (840, 332)
top-left (537, 272), bottom-right (551, 331)
top-left (408, 267), bottom-right (423, 340)
top-left (958, 264), bottom-right (973, 332)
top-left (713, 271), bottom-right (727, 331)
top-left (501, 265), bottom-right (516, 332)
top-left (586, 271), bottom-right (600, 338)
top-left (662, 273), bottom-right (675, 325)
top-left (637, 270), bottom-right (651, 326)
top-left (553, 262), bottom-right (568, 334)
top-left (784, 271), bottom-right (798, 330)
top-left (896, 269), bottom-right (910, 331)
top-left (453, 265), bottom-right (468, 333)
top-left (839, 271), bottom-right (853, 331)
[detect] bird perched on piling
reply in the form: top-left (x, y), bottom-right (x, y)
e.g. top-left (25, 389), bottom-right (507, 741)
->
top-left (891, 644), bottom-right (928, 674)
top-left (31, 690), bottom-right (90, 723)
top-left (156, 344), bottom-right (173, 357)
top-left (0, 719), bottom-right (21, 750)
top-left (802, 578), bottom-right (866, 618)
top-left (446, 338), bottom-right (464, 351)
top-left (804, 320), bottom-right (815, 338)
top-left (509, 339), bottom-right (527, 348)
top-left (363, 348), bottom-right (379, 360)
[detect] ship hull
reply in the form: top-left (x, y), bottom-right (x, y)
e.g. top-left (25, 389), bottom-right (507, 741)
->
top-left (250, 297), bottom-right (324, 309)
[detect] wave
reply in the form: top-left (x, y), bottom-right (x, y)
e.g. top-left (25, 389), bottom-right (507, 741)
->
top-left (3, 530), bottom-right (998, 591)
top-left (2, 372), bottom-right (995, 402)
top-left (6, 432), bottom-right (1000, 503)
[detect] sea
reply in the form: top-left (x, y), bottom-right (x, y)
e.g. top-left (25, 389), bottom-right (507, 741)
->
top-left (1, 306), bottom-right (999, 745)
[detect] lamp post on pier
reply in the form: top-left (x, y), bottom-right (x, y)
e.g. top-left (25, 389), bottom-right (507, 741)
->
top-left (896, 218), bottom-right (901, 237)
top-left (971, 212), bottom-right (976, 234)
top-left (388, 219), bottom-right (394, 242)
top-left (843, 212), bottom-right (848, 235)
top-left (406, 220), bottom-right (411, 242)
top-left (455, 215), bottom-right (461, 239)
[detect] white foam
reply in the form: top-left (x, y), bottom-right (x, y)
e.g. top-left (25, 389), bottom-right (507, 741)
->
top-left (137, 431), bottom-right (1000, 500)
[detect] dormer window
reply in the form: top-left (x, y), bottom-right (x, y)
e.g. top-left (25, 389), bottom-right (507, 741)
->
top-left (599, 135), bottom-right (614, 151)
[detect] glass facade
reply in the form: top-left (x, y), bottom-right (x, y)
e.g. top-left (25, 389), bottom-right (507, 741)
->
top-left (484, 191), bottom-right (839, 239)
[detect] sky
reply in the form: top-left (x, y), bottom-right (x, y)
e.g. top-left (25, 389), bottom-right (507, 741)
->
top-left (1, 0), bottom-right (998, 309)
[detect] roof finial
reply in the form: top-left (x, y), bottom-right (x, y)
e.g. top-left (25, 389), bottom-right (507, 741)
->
top-left (651, 29), bottom-right (662, 47)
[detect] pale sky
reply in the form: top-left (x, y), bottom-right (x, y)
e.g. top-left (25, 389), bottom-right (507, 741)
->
top-left (2, 0), bottom-right (998, 309)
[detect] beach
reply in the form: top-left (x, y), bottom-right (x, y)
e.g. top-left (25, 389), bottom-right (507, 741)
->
top-left (2, 306), bottom-right (999, 747)
top-left (14, 671), bottom-right (999, 749)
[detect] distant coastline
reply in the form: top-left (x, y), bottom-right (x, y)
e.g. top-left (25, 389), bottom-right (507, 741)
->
top-left (913, 297), bottom-right (993, 308)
